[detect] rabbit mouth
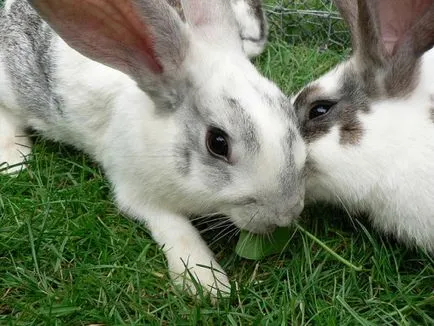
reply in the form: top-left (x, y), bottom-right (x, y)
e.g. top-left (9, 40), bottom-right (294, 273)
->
top-left (229, 209), bottom-right (298, 235)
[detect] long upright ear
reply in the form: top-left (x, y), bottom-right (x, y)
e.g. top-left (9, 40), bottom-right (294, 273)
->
top-left (333, 0), bottom-right (360, 51)
top-left (375, 0), bottom-right (433, 57)
top-left (181, 0), bottom-right (241, 50)
top-left (354, 0), bottom-right (433, 65)
top-left (334, 0), bottom-right (433, 64)
top-left (28, 0), bottom-right (189, 75)
top-left (353, 0), bottom-right (434, 96)
top-left (28, 0), bottom-right (189, 105)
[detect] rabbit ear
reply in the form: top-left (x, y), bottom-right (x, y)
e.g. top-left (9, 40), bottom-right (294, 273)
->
top-left (361, 0), bottom-right (433, 96)
top-left (333, 0), bottom-right (360, 51)
top-left (181, 0), bottom-right (241, 49)
top-left (353, 0), bottom-right (433, 66)
top-left (335, 0), bottom-right (433, 96)
top-left (28, 0), bottom-right (188, 77)
top-left (375, 0), bottom-right (433, 57)
top-left (28, 0), bottom-right (190, 110)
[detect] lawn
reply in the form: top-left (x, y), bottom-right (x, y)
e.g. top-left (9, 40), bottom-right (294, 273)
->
top-left (1, 0), bottom-right (433, 325)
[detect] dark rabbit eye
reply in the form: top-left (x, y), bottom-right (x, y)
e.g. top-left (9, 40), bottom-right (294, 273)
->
top-left (206, 128), bottom-right (230, 161)
top-left (309, 102), bottom-right (334, 120)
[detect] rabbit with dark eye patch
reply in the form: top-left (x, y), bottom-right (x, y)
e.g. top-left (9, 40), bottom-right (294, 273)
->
top-left (293, 0), bottom-right (434, 253)
top-left (0, 0), bottom-right (306, 296)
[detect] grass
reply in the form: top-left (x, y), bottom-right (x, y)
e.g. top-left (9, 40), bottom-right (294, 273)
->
top-left (1, 1), bottom-right (433, 325)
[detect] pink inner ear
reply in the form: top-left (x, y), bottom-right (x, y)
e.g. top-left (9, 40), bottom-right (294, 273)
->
top-left (34, 0), bottom-right (162, 74)
top-left (102, 0), bottom-right (164, 73)
top-left (377, 0), bottom-right (432, 56)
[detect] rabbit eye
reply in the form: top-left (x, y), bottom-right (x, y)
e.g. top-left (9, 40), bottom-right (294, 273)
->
top-left (309, 102), bottom-right (334, 120)
top-left (206, 127), bottom-right (230, 162)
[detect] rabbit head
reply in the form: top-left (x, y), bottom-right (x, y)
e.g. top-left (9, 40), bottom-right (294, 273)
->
top-left (27, 0), bottom-right (306, 234)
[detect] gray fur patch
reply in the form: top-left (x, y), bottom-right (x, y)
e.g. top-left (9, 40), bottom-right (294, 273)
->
top-left (384, 55), bottom-right (421, 98)
top-left (194, 123), bottom-right (232, 188)
top-left (175, 144), bottom-right (192, 176)
top-left (241, 0), bottom-right (267, 43)
top-left (338, 67), bottom-right (369, 144)
top-left (178, 105), bottom-right (232, 187)
top-left (275, 95), bottom-right (300, 159)
top-left (294, 65), bottom-right (369, 145)
top-left (279, 132), bottom-right (304, 200)
top-left (0, 0), bottom-right (62, 123)
top-left (262, 94), bottom-right (302, 198)
top-left (355, 57), bottom-right (420, 100)
top-left (175, 92), bottom-right (268, 188)
top-left (226, 97), bottom-right (260, 153)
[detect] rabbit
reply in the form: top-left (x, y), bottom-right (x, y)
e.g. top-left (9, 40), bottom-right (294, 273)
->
top-left (229, 0), bottom-right (269, 57)
top-left (292, 0), bottom-right (434, 253)
top-left (0, 0), bottom-right (306, 296)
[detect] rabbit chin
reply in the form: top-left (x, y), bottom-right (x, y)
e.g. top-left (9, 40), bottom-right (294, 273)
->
top-left (227, 203), bottom-right (303, 234)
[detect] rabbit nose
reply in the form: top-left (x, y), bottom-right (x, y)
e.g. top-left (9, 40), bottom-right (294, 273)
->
top-left (272, 199), bottom-right (304, 227)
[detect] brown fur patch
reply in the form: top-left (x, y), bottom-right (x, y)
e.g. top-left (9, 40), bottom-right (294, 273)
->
top-left (339, 119), bottom-right (364, 145)
top-left (384, 55), bottom-right (421, 98)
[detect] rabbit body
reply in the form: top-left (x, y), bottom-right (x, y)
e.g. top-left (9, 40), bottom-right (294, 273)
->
top-left (0, 0), bottom-right (306, 295)
top-left (293, 0), bottom-right (434, 252)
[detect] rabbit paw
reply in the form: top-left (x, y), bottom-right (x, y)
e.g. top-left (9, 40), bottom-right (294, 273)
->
top-left (117, 203), bottom-right (231, 299)
top-left (0, 136), bottom-right (31, 174)
top-left (0, 111), bottom-right (31, 174)
top-left (168, 254), bottom-right (230, 298)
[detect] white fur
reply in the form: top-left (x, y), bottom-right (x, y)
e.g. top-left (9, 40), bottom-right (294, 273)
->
top-left (4, 0), bottom-right (15, 12)
top-left (306, 49), bottom-right (434, 252)
top-left (0, 0), bottom-right (305, 296)
top-left (0, 107), bottom-right (31, 174)
top-left (0, 53), bottom-right (31, 174)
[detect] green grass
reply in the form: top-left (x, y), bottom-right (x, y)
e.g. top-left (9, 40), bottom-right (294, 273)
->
top-left (1, 2), bottom-right (433, 325)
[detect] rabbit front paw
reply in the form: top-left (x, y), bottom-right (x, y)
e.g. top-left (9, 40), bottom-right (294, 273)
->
top-left (0, 110), bottom-right (31, 174)
top-left (168, 252), bottom-right (230, 298)
top-left (116, 198), bottom-right (231, 298)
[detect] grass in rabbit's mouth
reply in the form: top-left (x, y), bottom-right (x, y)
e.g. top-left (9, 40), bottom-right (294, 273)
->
top-left (1, 2), bottom-right (433, 325)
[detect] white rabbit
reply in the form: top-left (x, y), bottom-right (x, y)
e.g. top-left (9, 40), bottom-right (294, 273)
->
top-left (292, 0), bottom-right (434, 253)
top-left (0, 0), bottom-right (306, 295)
